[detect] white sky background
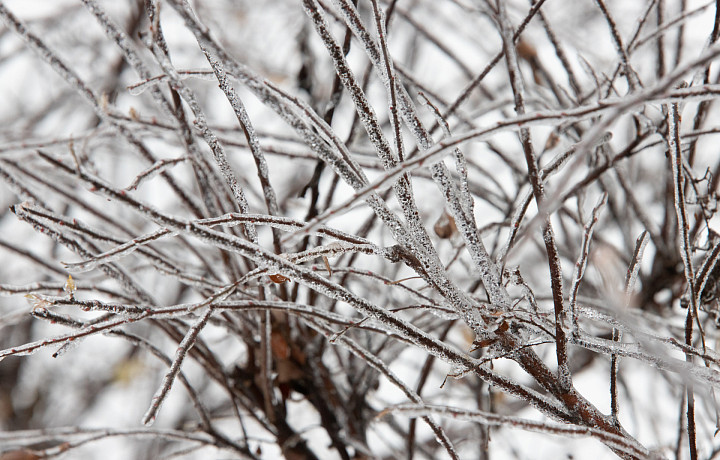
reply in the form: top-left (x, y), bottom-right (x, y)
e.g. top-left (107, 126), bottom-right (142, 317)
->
top-left (1, 0), bottom-right (720, 459)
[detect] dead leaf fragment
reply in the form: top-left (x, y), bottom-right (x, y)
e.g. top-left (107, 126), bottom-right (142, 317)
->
top-left (269, 273), bottom-right (290, 283)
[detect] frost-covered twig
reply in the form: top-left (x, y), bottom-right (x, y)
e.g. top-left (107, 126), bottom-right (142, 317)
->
top-left (568, 193), bottom-right (607, 334)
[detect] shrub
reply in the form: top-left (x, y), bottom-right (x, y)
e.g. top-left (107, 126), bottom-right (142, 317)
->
top-left (1, 1), bottom-right (719, 458)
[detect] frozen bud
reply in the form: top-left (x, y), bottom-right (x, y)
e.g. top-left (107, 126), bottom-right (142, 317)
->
top-left (434, 211), bottom-right (457, 239)
top-left (64, 274), bottom-right (76, 296)
top-left (516, 39), bottom-right (537, 61)
top-left (25, 293), bottom-right (48, 310)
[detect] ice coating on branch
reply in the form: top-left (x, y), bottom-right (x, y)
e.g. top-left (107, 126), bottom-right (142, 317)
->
top-left (418, 92), bottom-right (475, 220)
top-left (63, 228), bottom-right (175, 273)
top-left (199, 37), bottom-right (371, 194)
top-left (204, 50), bottom-right (281, 226)
top-left (431, 164), bottom-right (510, 311)
top-left (305, 2), bottom-right (466, 319)
top-left (142, 307), bottom-right (214, 426)
top-left (0, 345), bottom-right (40, 360)
top-left (127, 70), bottom-right (216, 95)
top-left (0, 319), bottom-right (113, 360)
top-left (156, 210), bottom-right (477, 373)
top-left (152, 48), bottom-right (257, 239)
top-left (52, 337), bottom-right (82, 358)
top-left (12, 200), bottom-right (157, 306)
top-left (624, 230), bottom-right (650, 301)
top-left (381, 403), bottom-right (649, 458)
top-left (332, 0), bottom-right (445, 167)
top-left (303, 0), bottom-right (398, 170)
top-left (568, 193), bottom-right (607, 332)
top-left (668, 102), bottom-right (696, 300)
top-left (418, 305), bottom-right (461, 321)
